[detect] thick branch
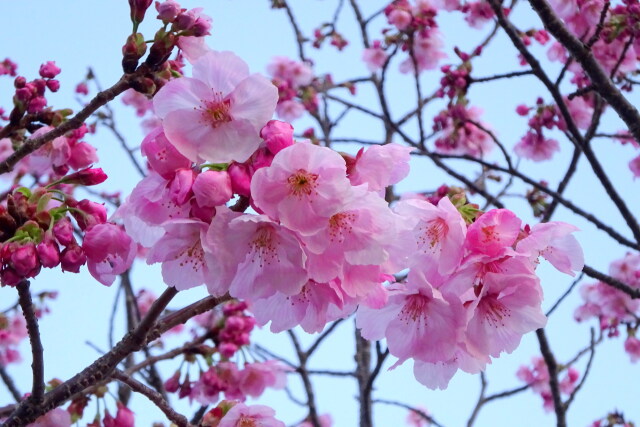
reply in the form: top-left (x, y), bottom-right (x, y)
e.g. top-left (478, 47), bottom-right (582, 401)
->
top-left (536, 329), bottom-right (566, 427)
top-left (527, 0), bottom-right (640, 143)
top-left (3, 287), bottom-right (178, 427)
top-left (0, 74), bottom-right (135, 175)
top-left (16, 280), bottom-right (44, 403)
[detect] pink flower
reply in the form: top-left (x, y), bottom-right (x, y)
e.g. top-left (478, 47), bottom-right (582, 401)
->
top-left (239, 361), bottom-right (288, 397)
top-left (625, 336), bottom-right (640, 363)
top-left (357, 269), bottom-right (464, 364)
top-left (141, 127), bottom-right (192, 179)
top-left (218, 403), bottom-right (285, 427)
top-left (394, 196), bottom-right (466, 275)
top-left (516, 222), bottom-right (584, 276)
top-left (83, 223), bottom-right (137, 286)
top-left (362, 42), bottom-right (388, 72)
top-left (204, 212), bottom-right (308, 299)
top-left (68, 142), bottom-right (98, 170)
top-left (514, 131), bottom-right (560, 161)
top-left (154, 50), bottom-right (278, 163)
top-left (146, 219), bottom-right (211, 290)
top-left (629, 154), bottom-right (640, 179)
top-left (251, 142), bottom-right (351, 235)
top-left (405, 405), bottom-right (431, 427)
top-left (466, 209), bottom-right (522, 257)
top-left (399, 29), bottom-right (447, 73)
top-left (251, 279), bottom-right (349, 333)
top-left (298, 414), bottom-right (333, 427)
top-left (348, 144), bottom-right (414, 192)
top-left (464, 270), bottom-right (546, 358)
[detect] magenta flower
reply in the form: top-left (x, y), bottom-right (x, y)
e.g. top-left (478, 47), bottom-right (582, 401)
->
top-left (357, 269), bottom-right (464, 364)
top-left (516, 221), bottom-right (584, 276)
top-left (218, 403), bottom-right (285, 427)
top-left (205, 213), bottom-right (308, 300)
top-left (83, 223), bottom-right (137, 286)
top-left (251, 142), bottom-right (352, 234)
top-left (465, 271), bottom-right (546, 358)
top-left (154, 50), bottom-right (278, 163)
top-left (395, 196), bottom-right (466, 275)
top-left (466, 209), bottom-right (522, 257)
top-left (146, 219), bottom-right (210, 290)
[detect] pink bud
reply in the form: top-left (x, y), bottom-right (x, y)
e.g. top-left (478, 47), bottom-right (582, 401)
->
top-left (156, 0), bottom-right (182, 22)
top-left (174, 10), bottom-right (196, 30)
top-left (37, 236), bottom-right (60, 268)
top-left (516, 104), bottom-right (530, 116)
top-left (1, 267), bottom-right (21, 286)
top-left (250, 147), bottom-right (274, 172)
top-left (114, 402), bottom-right (135, 427)
top-left (193, 170), bottom-right (232, 207)
top-left (11, 242), bottom-right (39, 277)
top-left (73, 200), bottom-right (107, 231)
top-left (228, 163), bottom-right (251, 197)
top-left (61, 167), bottom-right (107, 186)
top-left (75, 82), bottom-right (89, 95)
top-left (46, 79), bottom-right (60, 92)
top-left (191, 16), bottom-right (212, 37)
top-left (60, 244), bottom-right (87, 273)
top-left (129, 0), bottom-right (153, 23)
top-left (14, 76), bottom-right (26, 88)
top-left (164, 371), bottom-right (181, 393)
top-left (261, 120), bottom-right (294, 155)
top-left (39, 61), bottom-right (61, 79)
top-left (27, 96), bottom-right (47, 114)
top-left (219, 342), bottom-right (238, 358)
top-left (53, 218), bottom-right (74, 246)
top-left (169, 168), bottom-right (195, 205)
top-left (68, 143), bottom-right (99, 170)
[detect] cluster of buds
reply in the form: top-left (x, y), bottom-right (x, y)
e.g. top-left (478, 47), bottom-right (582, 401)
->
top-left (517, 356), bottom-right (580, 412)
top-left (604, 0), bottom-right (640, 43)
top-left (12, 61), bottom-right (62, 117)
top-left (520, 28), bottom-right (551, 46)
top-left (213, 301), bottom-right (256, 358)
top-left (432, 103), bottom-right (493, 157)
top-left (266, 57), bottom-right (317, 122)
top-left (0, 168), bottom-right (134, 287)
top-left (384, 0), bottom-right (437, 35)
top-left (436, 63), bottom-right (470, 99)
top-left (312, 24), bottom-right (348, 51)
top-left (0, 58), bottom-right (18, 77)
top-left (122, 0), bottom-right (211, 74)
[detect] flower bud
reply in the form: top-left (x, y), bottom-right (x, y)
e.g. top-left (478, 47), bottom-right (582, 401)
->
top-left (59, 167), bottom-right (108, 186)
top-left (39, 61), bottom-right (61, 79)
top-left (60, 244), bottom-right (86, 273)
top-left (261, 120), bottom-right (294, 155)
top-left (193, 170), bottom-right (232, 207)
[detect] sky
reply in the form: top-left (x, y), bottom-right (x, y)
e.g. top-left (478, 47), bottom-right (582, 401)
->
top-left (1, 0), bottom-right (640, 426)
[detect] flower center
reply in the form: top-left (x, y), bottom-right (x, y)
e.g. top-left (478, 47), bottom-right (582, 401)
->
top-left (250, 226), bottom-right (278, 267)
top-left (201, 92), bottom-right (232, 128)
top-left (398, 294), bottom-right (430, 324)
top-left (287, 169), bottom-right (319, 198)
top-left (418, 217), bottom-right (448, 251)
top-left (328, 212), bottom-right (356, 243)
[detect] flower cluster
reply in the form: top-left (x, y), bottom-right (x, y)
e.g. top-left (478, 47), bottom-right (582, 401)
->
top-left (266, 56), bottom-right (317, 122)
top-left (517, 356), bottom-right (580, 411)
top-left (575, 252), bottom-right (640, 362)
top-left (357, 207), bottom-right (583, 389)
top-left (0, 168), bottom-right (135, 287)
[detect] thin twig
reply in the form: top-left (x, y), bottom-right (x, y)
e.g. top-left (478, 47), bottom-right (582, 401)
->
top-left (112, 369), bottom-right (192, 427)
top-left (546, 272), bottom-right (585, 316)
top-left (374, 399), bottom-right (446, 427)
top-left (0, 364), bottom-right (22, 403)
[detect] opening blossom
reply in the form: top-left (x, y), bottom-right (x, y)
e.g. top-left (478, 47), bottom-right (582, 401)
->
top-left (154, 50), bottom-right (278, 163)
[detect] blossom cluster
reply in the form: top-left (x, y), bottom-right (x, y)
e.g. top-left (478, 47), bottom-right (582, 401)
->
top-left (575, 252), bottom-right (640, 363)
top-left (517, 356), bottom-right (580, 411)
